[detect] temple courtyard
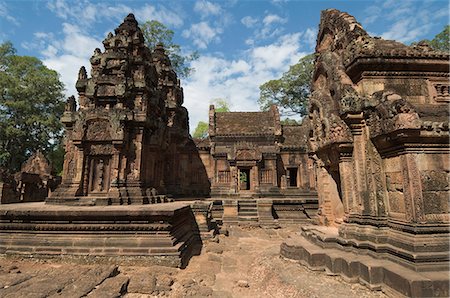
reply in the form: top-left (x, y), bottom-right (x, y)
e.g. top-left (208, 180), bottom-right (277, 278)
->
top-left (0, 224), bottom-right (386, 298)
top-left (0, 8), bottom-right (448, 298)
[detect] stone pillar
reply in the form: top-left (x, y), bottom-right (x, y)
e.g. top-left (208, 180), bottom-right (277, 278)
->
top-left (134, 127), bottom-right (144, 180)
top-left (230, 165), bottom-right (237, 194)
top-left (252, 165), bottom-right (259, 193)
top-left (348, 119), bottom-right (366, 215)
top-left (338, 145), bottom-right (355, 216)
top-left (258, 199), bottom-right (277, 227)
top-left (401, 154), bottom-right (425, 223)
top-left (191, 201), bottom-right (216, 240)
top-left (222, 199), bottom-right (238, 226)
top-left (109, 147), bottom-right (122, 205)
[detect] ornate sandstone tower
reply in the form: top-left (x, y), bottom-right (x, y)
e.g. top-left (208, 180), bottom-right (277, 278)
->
top-left (49, 14), bottom-right (208, 205)
top-left (281, 9), bottom-right (449, 297)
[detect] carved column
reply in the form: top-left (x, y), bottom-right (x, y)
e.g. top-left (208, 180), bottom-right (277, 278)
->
top-left (338, 144), bottom-right (355, 217)
top-left (347, 115), bottom-right (367, 215)
top-left (252, 165), bottom-right (259, 193)
top-left (401, 154), bottom-right (425, 223)
top-left (134, 127), bottom-right (144, 181)
top-left (229, 164), bottom-right (237, 194)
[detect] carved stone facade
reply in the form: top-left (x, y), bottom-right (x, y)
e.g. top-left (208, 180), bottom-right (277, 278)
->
top-left (49, 14), bottom-right (209, 205)
top-left (15, 151), bottom-right (61, 202)
top-left (0, 151), bottom-right (60, 204)
top-left (196, 105), bottom-right (318, 224)
top-left (0, 168), bottom-right (19, 204)
top-left (281, 9), bottom-right (449, 297)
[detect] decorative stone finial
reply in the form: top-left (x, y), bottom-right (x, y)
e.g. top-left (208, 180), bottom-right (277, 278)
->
top-left (78, 66), bottom-right (87, 80)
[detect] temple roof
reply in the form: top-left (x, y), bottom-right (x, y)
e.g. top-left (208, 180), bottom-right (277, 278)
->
top-left (317, 9), bottom-right (449, 70)
top-left (194, 138), bottom-right (211, 149)
top-left (215, 111), bottom-right (276, 135)
top-left (281, 122), bottom-right (309, 148)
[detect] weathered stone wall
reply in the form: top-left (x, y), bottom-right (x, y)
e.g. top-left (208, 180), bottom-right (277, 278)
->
top-left (306, 8), bottom-right (449, 271)
top-left (281, 10), bottom-right (449, 296)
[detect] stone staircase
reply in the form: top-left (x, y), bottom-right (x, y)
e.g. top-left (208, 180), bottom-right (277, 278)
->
top-left (238, 199), bottom-right (258, 222)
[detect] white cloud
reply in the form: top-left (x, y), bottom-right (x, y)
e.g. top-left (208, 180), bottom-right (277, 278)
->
top-left (31, 22), bottom-right (102, 98)
top-left (183, 32), bottom-right (308, 131)
top-left (43, 54), bottom-right (92, 99)
top-left (133, 4), bottom-right (183, 28)
top-left (247, 13), bottom-right (289, 42)
top-left (381, 18), bottom-right (428, 43)
top-left (303, 28), bottom-right (317, 50)
top-left (262, 14), bottom-right (287, 26)
top-left (60, 23), bottom-right (101, 57)
top-left (365, 0), bottom-right (449, 44)
top-left (251, 33), bottom-right (303, 72)
top-left (241, 16), bottom-right (258, 28)
top-left (47, 0), bottom-right (183, 28)
top-left (182, 22), bottom-right (222, 49)
top-left (194, 0), bottom-right (221, 17)
top-left (0, 1), bottom-right (19, 26)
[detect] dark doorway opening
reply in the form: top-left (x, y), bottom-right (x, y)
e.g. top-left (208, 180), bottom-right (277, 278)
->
top-left (239, 168), bottom-right (251, 190)
top-left (288, 168), bottom-right (298, 187)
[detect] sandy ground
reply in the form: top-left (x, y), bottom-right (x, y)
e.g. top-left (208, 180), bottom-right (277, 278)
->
top-left (0, 225), bottom-right (387, 298)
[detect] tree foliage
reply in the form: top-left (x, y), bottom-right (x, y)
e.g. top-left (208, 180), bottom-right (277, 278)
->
top-left (0, 42), bottom-right (65, 172)
top-left (280, 118), bottom-right (300, 125)
top-left (423, 25), bottom-right (450, 52)
top-left (258, 54), bottom-right (314, 117)
top-left (193, 121), bottom-right (209, 139)
top-left (192, 98), bottom-right (231, 139)
top-left (141, 20), bottom-right (199, 78)
top-left (212, 98), bottom-right (231, 112)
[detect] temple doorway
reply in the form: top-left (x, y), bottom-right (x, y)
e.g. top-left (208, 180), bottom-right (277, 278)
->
top-left (239, 168), bottom-right (251, 191)
top-left (88, 155), bottom-right (111, 194)
top-left (288, 168), bottom-right (298, 187)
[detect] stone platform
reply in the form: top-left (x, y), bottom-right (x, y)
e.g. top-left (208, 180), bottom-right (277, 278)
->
top-left (280, 226), bottom-right (449, 297)
top-left (0, 202), bottom-right (201, 268)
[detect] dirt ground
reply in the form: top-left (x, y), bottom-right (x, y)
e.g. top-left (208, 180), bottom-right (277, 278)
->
top-left (0, 225), bottom-right (387, 298)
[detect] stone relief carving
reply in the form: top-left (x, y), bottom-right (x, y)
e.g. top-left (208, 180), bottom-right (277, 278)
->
top-left (86, 120), bottom-right (111, 141)
top-left (90, 144), bottom-right (115, 155)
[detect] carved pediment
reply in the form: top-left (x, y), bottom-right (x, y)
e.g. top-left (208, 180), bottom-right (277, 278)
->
top-left (86, 120), bottom-right (112, 141)
top-left (235, 149), bottom-right (261, 161)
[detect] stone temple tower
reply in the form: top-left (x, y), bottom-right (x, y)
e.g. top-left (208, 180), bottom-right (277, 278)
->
top-left (49, 14), bottom-right (209, 205)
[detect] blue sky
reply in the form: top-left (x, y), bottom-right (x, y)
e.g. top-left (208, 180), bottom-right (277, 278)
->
top-left (1, 0), bottom-right (449, 131)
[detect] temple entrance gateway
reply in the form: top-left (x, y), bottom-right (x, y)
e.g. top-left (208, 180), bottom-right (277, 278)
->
top-left (239, 168), bottom-right (251, 191)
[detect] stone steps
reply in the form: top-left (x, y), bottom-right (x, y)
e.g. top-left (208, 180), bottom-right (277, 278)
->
top-left (238, 200), bottom-right (258, 223)
top-left (280, 233), bottom-right (450, 297)
top-left (238, 200), bottom-right (258, 221)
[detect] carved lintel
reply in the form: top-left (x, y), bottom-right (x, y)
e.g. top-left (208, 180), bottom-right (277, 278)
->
top-left (90, 144), bottom-right (115, 155)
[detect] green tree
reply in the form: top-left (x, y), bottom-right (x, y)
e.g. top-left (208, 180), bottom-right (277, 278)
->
top-left (258, 54), bottom-right (314, 117)
top-left (280, 118), bottom-right (300, 125)
top-left (412, 26), bottom-right (450, 52)
top-left (0, 42), bottom-right (65, 172)
top-left (212, 98), bottom-right (231, 112)
top-left (141, 20), bottom-right (199, 78)
top-left (193, 121), bottom-right (209, 139)
top-left (192, 98), bottom-right (231, 139)
top-left (427, 25), bottom-right (449, 52)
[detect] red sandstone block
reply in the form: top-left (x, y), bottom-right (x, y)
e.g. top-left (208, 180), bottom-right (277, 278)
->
top-left (122, 248), bottom-right (150, 254)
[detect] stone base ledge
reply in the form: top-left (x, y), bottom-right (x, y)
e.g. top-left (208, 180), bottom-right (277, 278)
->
top-left (0, 202), bottom-right (201, 268)
top-left (300, 225), bottom-right (449, 272)
top-left (280, 233), bottom-right (449, 297)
